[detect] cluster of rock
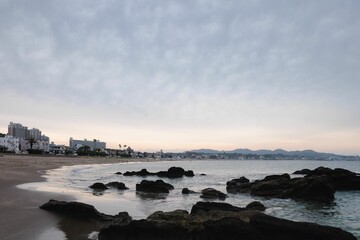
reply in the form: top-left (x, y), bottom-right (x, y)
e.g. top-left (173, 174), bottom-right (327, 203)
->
top-left (123, 167), bottom-right (194, 178)
top-left (90, 181), bottom-right (129, 191)
top-left (227, 167), bottom-right (360, 203)
top-left (39, 200), bottom-right (356, 240)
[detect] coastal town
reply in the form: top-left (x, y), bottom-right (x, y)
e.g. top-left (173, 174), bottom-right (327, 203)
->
top-left (1, 122), bottom-right (358, 161)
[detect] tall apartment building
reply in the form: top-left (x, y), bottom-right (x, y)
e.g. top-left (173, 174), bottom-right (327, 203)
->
top-left (8, 122), bottom-right (29, 139)
top-left (29, 128), bottom-right (42, 140)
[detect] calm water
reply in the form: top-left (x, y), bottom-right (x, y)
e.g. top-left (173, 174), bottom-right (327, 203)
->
top-left (20, 159), bottom-right (360, 239)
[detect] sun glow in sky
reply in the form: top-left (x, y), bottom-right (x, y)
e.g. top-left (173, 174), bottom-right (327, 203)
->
top-left (0, 0), bottom-right (359, 154)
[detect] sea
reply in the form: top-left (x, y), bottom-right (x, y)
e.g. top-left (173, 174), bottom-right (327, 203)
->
top-left (19, 159), bottom-right (360, 239)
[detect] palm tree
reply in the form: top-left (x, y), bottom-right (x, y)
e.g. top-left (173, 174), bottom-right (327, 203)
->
top-left (27, 137), bottom-right (37, 150)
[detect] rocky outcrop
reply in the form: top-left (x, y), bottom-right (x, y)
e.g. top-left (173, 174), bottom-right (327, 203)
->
top-left (182, 188), bottom-right (197, 194)
top-left (200, 188), bottom-right (227, 200)
top-left (39, 199), bottom-right (131, 224)
top-left (306, 167), bottom-right (360, 191)
top-left (136, 180), bottom-right (174, 193)
top-left (98, 201), bottom-right (356, 240)
top-left (227, 174), bottom-right (335, 203)
top-left (105, 182), bottom-right (128, 190)
top-left (123, 167), bottom-right (194, 178)
top-left (90, 182), bottom-right (109, 191)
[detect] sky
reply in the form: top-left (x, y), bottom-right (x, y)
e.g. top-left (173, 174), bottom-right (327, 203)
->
top-left (0, 0), bottom-right (359, 155)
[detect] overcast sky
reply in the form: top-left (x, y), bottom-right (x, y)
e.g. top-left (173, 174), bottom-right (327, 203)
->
top-left (0, 0), bottom-right (359, 154)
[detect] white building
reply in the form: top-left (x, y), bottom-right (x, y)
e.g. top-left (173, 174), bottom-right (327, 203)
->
top-left (19, 138), bottom-right (50, 153)
top-left (0, 135), bottom-right (20, 153)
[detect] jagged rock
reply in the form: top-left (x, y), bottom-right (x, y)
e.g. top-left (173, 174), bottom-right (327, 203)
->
top-left (200, 188), bottom-right (227, 200)
top-left (105, 182), bottom-right (128, 190)
top-left (293, 169), bottom-right (311, 175)
top-left (245, 201), bottom-right (266, 211)
top-left (136, 180), bottom-right (174, 193)
top-left (191, 201), bottom-right (244, 214)
top-left (90, 182), bottom-right (109, 190)
top-left (98, 201), bottom-right (356, 240)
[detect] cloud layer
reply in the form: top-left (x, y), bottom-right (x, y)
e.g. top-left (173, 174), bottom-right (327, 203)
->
top-left (1, 0), bottom-right (359, 154)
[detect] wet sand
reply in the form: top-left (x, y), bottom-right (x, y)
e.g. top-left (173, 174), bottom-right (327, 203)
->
top-left (0, 154), bottom-right (143, 240)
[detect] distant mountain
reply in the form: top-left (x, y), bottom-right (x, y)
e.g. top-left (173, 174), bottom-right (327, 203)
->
top-left (189, 148), bottom-right (342, 158)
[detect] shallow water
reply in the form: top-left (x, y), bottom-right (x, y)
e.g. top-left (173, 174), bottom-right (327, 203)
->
top-left (20, 159), bottom-right (360, 239)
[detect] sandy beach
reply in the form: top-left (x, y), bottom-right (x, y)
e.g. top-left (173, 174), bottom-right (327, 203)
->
top-left (0, 154), bottom-right (140, 240)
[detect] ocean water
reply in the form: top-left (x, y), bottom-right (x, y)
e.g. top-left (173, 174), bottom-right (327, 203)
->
top-left (20, 159), bottom-right (360, 239)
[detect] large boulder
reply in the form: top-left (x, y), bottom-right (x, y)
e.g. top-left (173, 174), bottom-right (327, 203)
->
top-left (136, 180), bottom-right (174, 193)
top-left (200, 188), bottom-right (227, 200)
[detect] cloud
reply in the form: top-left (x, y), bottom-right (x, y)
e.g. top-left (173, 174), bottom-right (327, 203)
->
top-left (0, 0), bottom-right (359, 153)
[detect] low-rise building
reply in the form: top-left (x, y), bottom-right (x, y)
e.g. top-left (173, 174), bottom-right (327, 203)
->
top-left (0, 135), bottom-right (20, 153)
top-left (69, 137), bottom-right (106, 151)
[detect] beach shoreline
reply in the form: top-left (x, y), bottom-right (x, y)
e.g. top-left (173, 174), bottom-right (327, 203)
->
top-left (0, 154), bottom-right (147, 240)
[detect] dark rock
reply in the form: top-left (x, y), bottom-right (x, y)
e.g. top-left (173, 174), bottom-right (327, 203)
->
top-left (40, 199), bottom-right (112, 220)
top-left (98, 219), bottom-right (189, 240)
top-left (308, 167), bottom-right (360, 191)
top-left (293, 169), bottom-right (311, 175)
top-left (287, 176), bottom-right (335, 203)
top-left (157, 167), bottom-right (195, 178)
top-left (227, 173), bottom-right (335, 203)
top-left (191, 201), bottom-right (244, 214)
top-left (226, 176), bottom-right (251, 193)
top-left (105, 182), bottom-right (129, 190)
top-left (123, 167), bottom-right (195, 178)
top-left (136, 180), bottom-right (174, 193)
top-left (90, 182), bottom-right (109, 190)
top-left (200, 173), bottom-right (206, 176)
top-left (98, 202), bottom-right (357, 240)
top-left (250, 213), bottom-right (356, 240)
top-left (245, 201), bottom-right (266, 211)
top-left (115, 172), bottom-right (122, 175)
top-left (123, 168), bottom-right (153, 176)
top-left (263, 173), bottom-right (290, 181)
top-left (182, 188), bottom-right (196, 194)
top-left (200, 188), bottom-right (227, 200)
